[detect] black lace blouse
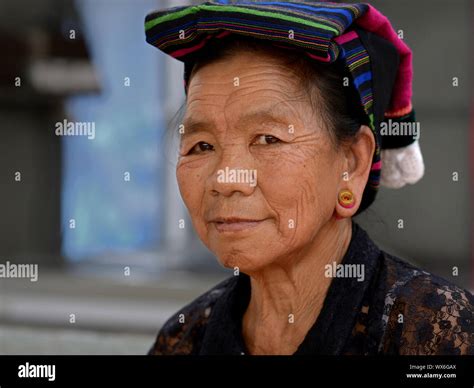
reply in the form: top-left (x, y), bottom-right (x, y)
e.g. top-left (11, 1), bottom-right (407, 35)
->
top-left (148, 223), bottom-right (474, 355)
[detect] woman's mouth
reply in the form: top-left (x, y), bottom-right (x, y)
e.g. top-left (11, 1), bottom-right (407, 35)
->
top-left (210, 217), bottom-right (267, 233)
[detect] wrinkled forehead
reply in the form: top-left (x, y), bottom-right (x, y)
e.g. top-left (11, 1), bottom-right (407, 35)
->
top-left (187, 49), bottom-right (304, 96)
top-left (184, 52), bottom-right (311, 124)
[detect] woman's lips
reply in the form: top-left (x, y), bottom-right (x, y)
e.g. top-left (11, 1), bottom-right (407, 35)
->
top-left (210, 218), bottom-right (267, 233)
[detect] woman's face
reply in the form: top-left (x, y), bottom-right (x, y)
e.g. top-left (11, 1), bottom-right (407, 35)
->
top-left (176, 50), bottom-right (347, 273)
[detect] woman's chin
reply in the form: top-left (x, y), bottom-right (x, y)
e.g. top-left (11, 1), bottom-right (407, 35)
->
top-left (216, 252), bottom-right (270, 274)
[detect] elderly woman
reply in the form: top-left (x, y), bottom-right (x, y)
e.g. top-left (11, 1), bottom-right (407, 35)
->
top-left (144, 1), bottom-right (473, 355)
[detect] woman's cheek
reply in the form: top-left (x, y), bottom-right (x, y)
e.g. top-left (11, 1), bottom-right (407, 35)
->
top-left (255, 147), bottom-right (314, 194)
top-left (255, 156), bottom-right (307, 230)
top-left (176, 159), bottom-right (207, 211)
top-left (256, 146), bottom-right (328, 235)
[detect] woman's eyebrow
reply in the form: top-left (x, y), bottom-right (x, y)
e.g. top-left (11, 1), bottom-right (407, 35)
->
top-left (239, 109), bottom-right (293, 127)
top-left (236, 105), bottom-right (298, 132)
top-left (180, 117), bottom-right (215, 139)
top-left (181, 104), bottom-right (296, 138)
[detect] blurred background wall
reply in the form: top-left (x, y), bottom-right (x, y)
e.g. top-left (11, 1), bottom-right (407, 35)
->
top-left (355, 0), bottom-right (473, 287)
top-left (0, 0), bottom-right (472, 354)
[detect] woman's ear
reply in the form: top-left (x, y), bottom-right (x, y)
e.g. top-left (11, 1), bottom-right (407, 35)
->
top-left (335, 125), bottom-right (375, 218)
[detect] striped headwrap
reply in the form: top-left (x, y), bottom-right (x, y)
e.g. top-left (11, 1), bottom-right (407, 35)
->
top-left (144, 0), bottom-right (424, 212)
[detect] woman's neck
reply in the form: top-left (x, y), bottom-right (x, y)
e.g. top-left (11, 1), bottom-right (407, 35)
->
top-left (242, 218), bottom-right (353, 355)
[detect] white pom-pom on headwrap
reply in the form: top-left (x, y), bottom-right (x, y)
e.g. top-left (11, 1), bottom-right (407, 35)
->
top-left (380, 141), bottom-right (424, 189)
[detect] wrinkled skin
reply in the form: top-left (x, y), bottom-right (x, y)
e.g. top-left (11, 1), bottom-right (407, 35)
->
top-left (176, 48), bottom-right (375, 354)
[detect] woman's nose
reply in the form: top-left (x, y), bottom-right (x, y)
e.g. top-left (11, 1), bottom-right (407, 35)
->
top-left (207, 147), bottom-right (257, 197)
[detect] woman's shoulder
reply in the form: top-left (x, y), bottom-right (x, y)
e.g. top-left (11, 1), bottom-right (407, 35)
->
top-left (148, 276), bottom-right (236, 355)
top-left (380, 252), bottom-right (474, 355)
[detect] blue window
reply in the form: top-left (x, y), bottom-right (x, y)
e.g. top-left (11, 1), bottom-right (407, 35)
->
top-left (62, 0), bottom-right (166, 261)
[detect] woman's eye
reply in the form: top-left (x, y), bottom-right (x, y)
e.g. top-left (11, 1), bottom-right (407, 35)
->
top-left (188, 141), bottom-right (214, 155)
top-left (252, 134), bottom-right (281, 145)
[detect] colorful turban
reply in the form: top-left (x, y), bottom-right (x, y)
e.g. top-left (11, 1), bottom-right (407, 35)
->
top-left (144, 0), bottom-right (424, 212)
